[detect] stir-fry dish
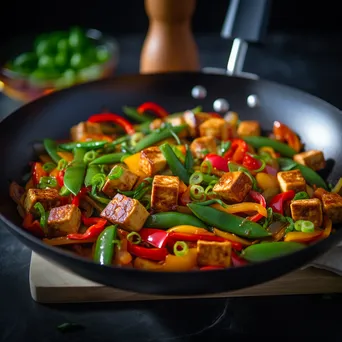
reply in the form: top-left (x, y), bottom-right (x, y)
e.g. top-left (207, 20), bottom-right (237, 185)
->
top-left (9, 103), bottom-right (342, 271)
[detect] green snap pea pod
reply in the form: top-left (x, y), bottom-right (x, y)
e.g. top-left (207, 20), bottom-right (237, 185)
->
top-left (241, 241), bottom-right (306, 262)
top-left (187, 203), bottom-right (271, 239)
top-left (94, 225), bottom-right (118, 265)
top-left (90, 152), bottom-right (126, 165)
top-left (184, 145), bottom-right (194, 173)
top-left (84, 164), bottom-right (101, 187)
top-left (160, 143), bottom-right (190, 184)
top-left (144, 212), bottom-right (207, 229)
top-left (122, 106), bottom-right (153, 123)
top-left (63, 148), bottom-right (87, 196)
top-left (43, 139), bottom-right (61, 163)
top-left (243, 136), bottom-right (296, 158)
top-left (59, 140), bottom-right (108, 151)
top-left (278, 158), bottom-right (328, 190)
top-left (134, 121), bottom-right (152, 134)
top-left (134, 124), bottom-right (188, 152)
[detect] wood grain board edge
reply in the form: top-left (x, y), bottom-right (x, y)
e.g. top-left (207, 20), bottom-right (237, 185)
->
top-left (29, 252), bottom-right (342, 304)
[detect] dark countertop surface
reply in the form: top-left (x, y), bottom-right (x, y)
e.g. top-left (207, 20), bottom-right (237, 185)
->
top-left (1, 32), bottom-right (342, 342)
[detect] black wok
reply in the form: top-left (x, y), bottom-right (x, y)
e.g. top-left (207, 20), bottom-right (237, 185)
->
top-left (0, 72), bottom-right (341, 296)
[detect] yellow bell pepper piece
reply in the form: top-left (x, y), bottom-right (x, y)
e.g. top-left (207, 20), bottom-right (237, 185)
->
top-left (320, 216), bottom-right (332, 240)
top-left (258, 147), bottom-right (278, 159)
top-left (57, 151), bottom-right (74, 162)
top-left (38, 154), bottom-right (53, 164)
top-left (284, 231), bottom-right (322, 243)
top-left (256, 173), bottom-right (279, 191)
top-left (25, 178), bottom-right (34, 190)
top-left (211, 202), bottom-right (267, 218)
top-left (49, 168), bottom-right (59, 178)
top-left (123, 152), bottom-right (148, 178)
top-left (134, 248), bottom-right (198, 272)
top-left (213, 228), bottom-right (252, 246)
top-left (167, 225), bottom-right (213, 235)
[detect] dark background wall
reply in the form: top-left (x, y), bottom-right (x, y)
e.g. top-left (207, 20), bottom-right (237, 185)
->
top-left (1, 0), bottom-right (341, 44)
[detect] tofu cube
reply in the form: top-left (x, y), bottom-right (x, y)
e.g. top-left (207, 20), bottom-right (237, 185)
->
top-left (149, 118), bottom-right (163, 130)
top-left (100, 193), bottom-right (149, 232)
top-left (139, 146), bottom-right (166, 176)
top-left (197, 240), bottom-right (232, 267)
top-left (199, 118), bottom-right (231, 140)
top-left (190, 136), bottom-right (217, 159)
top-left (151, 175), bottom-right (180, 212)
top-left (237, 120), bottom-right (261, 137)
top-left (102, 164), bottom-right (138, 198)
top-left (47, 204), bottom-right (81, 237)
top-left (277, 169), bottom-right (306, 193)
top-left (293, 150), bottom-right (326, 171)
top-left (321, 193), bottom-right (342, 223)
top-left (70, 121), bottom-right (102, 141)
top-left (290, 198), bottom-right (323, 228)
top-left (213, 171), bottom-right (252, 203)
top-left (24, 188), bottom-right (61, 214)
top-left (184, 111), bottom-right (212, 137)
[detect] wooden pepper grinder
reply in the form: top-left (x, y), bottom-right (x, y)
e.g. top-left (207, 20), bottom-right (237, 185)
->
top-left (140, 0), bottom-right (200, 73)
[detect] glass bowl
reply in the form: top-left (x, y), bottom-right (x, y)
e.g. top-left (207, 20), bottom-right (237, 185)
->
top-left (0, 28), bottom-right (119, 103)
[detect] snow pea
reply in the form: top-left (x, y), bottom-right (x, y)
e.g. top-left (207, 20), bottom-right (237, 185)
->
top-left (134, 124), bottom-right (187, 152)
top-left (90, 152), bottom-right (126, 165)
top-left (278, 158), bottom-right (328, 190)
top-left (241, 241), bottom-right (306, 262)
top-left (144, 212), bottom-right (207, 230)
top-left (43, 138), bottom-right (61, 163)
top-left (122, 106), bottom-right (153, 123)
top-left (94, 225), bottom-right (118, 265)
top-left (243, 136), bottom-right (296, 158)
top-left (63, 148), bottom-right (86, 196)
top-left (59, 140), bottom-right (107, 151)
top-left (84, 164), bottom-right (101, 187)
top-left (188, 203), bottom-right (271, 239)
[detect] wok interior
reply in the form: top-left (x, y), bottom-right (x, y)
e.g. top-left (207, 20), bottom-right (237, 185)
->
top-left (0, 73), bottom-right (342, 295)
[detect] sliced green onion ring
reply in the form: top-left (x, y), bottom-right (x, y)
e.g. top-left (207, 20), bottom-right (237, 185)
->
top-left (294, 220), bottom-right (315, 233)
top-left (33, 202), bottom-right (48, 230)
top-left (108, 166), bottom-right (124, 180)
top-left (83, 150), bottom-right (97, 163)
top-left (173, 241), bottom-right (189, 257)
top-left (90, 173), bottom-right (106, 194)
top-left (127, 232), bottom-right (142, 245)
top-left (190, 184), bottom-right (206, 200)
top-left (38, 176), bottom-right (57, 189)
top-left (189, 172), bottom-right (204, 185)
top-left (57, 159), bottom-right (68, 171)
top-left (200, 160), bottom-right (213, 174)
top-left (42, 162), bottom-right (56, 172)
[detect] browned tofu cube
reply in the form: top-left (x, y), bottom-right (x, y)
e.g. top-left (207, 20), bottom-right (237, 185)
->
top-left (139, 146), bottom-right (166, 176)
top-left (290, 198), bottom-right (323, 228)
top-left (197, 240), bottom-right (232, 267)
top-left (277, 170), bottom-right (306, 193)
top-left (237, 120), bottom-right (261, 137)
top-left (100, 193), bottom-right (149, 232)
top-left (70, 121), bottom-right (102, 141)
top-left (102, 164), bottom-right (138, 198)
top-left (151, 175), bottom-right (180, 213)
top-left (190, 136), bottom-right (217, 159)
top-left (199, 118), bottom-right (231, 140)
top-left (184, 111), bottom-right (212, 137)
top-left (321, 193), bottom-right (342, 223)
top-left (293, 150), bottom-right (326, 171)
top-left (313, 187), bottom-right (329, 201)
top-left (24, 188), bottom-right (61, 214)
top-left (213, 171), bottom-right (252, 203)
top-left (47, 204), bottom-right (81, 237)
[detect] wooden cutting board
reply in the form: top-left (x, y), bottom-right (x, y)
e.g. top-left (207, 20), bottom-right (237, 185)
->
top-left (29, 252), bottom-right (342, 303)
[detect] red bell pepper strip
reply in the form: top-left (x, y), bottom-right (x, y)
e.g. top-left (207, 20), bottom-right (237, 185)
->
top-left (67, 218), bottom-right (107, 240)
top-left (71, 187), bottom-right (90, 206)
top-left (127, 243), bottom-right (168, 261)
top-left (22, 213), bottom-right (44, 238)
top-left (32, 162), bottom-right (48, 187)
top-left (139, 228), bottom-right (169, 248)
top-left (200, 266), bottom-right (225, 271)
top-left (269, 190), bottom-right (295, 215)
top-left (242, 154), bottom-right (262, 171)
top-left (231, 251), bottom-right (248, 267)
top-left (168, 232), bottom-right (243, 251)
top-left (87, 113), bottom-right (135, 135)
top-left (273, 121), bottom-right (302, 152)
top-left (81, 215), bottom-right (104, 226)
top-left (247, 191), bottom-right (267, 222)
top-left (224, 138), bottom-right (248, 163)
top-left (204, 154), bottom-right (228, 172)
top-left (137, 102), bottom-right (168, 118)
top-left (56, 170), bottom-right (65, 187)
